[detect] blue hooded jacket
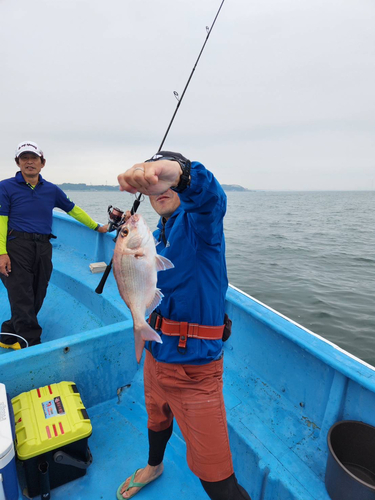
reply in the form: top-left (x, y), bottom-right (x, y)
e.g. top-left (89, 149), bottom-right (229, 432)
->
top-left (147, 160), bottom-right (228, 365)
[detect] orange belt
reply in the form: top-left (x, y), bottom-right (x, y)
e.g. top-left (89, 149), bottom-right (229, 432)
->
top-left (148, 312), bottom-right (224, 350)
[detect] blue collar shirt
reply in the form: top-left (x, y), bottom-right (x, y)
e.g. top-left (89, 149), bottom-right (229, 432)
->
top-left (0, 171), bottom-right (75, 234)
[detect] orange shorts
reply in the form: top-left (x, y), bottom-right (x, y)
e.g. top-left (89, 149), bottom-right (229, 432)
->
top-left (143, 350), bottom-right (234, 482)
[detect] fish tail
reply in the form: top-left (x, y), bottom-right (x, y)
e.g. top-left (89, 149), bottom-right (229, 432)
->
top-left (134, 322), bottom-right (163, 363)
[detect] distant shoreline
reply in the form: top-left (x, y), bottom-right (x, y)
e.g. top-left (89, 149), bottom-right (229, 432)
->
top-left (58, 183), bottom-right (252, 192)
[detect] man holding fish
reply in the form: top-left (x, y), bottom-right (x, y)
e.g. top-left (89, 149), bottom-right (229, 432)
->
top-left (115, 152), bottom-right (251, 500)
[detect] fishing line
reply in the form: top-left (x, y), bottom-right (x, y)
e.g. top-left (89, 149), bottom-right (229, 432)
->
top-left (131, 0), bottom-right (225, 216)
top-left (96, 0), bottom-right (225, 294)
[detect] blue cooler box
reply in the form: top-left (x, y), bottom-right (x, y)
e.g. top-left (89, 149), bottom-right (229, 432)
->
top-left (0, 383), bottom-right (19, 500)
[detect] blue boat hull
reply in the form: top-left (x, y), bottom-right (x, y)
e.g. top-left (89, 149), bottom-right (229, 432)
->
top-left (1, 212), bottom-right (375, 499)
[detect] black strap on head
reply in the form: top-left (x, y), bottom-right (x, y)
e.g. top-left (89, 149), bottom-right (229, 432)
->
top-left (147, 151), bottom-right (189, 164)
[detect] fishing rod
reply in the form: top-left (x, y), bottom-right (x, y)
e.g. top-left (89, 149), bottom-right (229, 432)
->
top-left (95, 0), bottom-right (225, 295)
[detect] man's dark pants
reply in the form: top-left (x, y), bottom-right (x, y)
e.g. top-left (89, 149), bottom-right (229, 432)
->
top-left (0, 236), bottom-right (52, 347)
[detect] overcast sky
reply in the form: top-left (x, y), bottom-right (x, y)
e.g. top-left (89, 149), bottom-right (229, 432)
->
top-left (1, 0), bottom-right (374, 190)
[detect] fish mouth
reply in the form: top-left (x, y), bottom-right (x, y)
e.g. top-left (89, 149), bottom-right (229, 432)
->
top-left (127, 214), bottom-right (140, 227)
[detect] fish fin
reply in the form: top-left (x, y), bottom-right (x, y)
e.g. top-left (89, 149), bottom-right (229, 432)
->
top-left (145, 288), bottom-right (163, 317)
top-left (134, 322), bottom-right (163, 363)
top-left (154, 236), bottom-right (161, 247)
top-left (134, 335), bottom-right (145, 363)
top-left (155, 254), bottom-right (174, 272)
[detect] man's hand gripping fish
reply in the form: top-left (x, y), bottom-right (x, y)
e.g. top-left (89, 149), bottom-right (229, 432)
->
top-left (113, 214), bottom-right (173, 362)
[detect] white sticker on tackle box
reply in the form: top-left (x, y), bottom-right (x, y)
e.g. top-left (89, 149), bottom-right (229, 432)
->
top-left (42, 396), bottom-right (65, 419)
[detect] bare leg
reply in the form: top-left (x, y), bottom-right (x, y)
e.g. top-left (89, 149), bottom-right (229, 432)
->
top-left (119, 463), bottom-right (164, 499)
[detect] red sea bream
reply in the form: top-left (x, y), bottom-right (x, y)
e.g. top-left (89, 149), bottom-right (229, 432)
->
top-left (113, 214), bottom-right (173, 362)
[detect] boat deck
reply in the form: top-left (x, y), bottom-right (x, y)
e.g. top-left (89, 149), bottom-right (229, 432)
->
top-left (14, 368), bottom-right (207, 499)
top-left (2, 214), bottom-right (375, 499)
top-left (5, 333), bottom-right (333, 500)
top-left (12, 354), bottom-right (330, 500)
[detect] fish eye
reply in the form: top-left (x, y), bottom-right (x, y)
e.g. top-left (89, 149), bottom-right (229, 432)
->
top-left (121, 228), bottom-right (129, 238)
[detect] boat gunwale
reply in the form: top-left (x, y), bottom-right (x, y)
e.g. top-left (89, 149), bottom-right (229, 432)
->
top-left (227, 285), bottom-right (375, 388)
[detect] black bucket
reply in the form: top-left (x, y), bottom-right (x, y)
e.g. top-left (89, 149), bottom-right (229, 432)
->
top-left (325, 420), bottom-right (375, 500)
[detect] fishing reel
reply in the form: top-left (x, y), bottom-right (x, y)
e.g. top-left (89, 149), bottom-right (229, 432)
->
top-left (107, 205), bottom-right (126, 233)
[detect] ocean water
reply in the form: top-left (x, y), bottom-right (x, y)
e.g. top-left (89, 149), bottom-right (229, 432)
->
top-left (64, 189), bottom-right (375, 366)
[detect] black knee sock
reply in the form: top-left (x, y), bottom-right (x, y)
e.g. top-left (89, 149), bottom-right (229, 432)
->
top-left (148, 424), bottom-right (173, 466)
top-left (200, 473), bottom-right (252, 500)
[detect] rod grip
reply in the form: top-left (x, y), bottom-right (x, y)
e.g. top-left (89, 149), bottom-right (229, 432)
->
top-left (95, 260), bottom-right (113, 294)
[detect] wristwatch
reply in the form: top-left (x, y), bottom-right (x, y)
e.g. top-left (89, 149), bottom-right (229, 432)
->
top-left (146, 151), bottom-right (191, 193)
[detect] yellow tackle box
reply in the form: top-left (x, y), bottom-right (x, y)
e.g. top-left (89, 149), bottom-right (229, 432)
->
top-left (11, 381), bottom-right (92, 498)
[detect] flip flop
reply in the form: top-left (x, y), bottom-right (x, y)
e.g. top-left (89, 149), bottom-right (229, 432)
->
top-left (116, 469), bottom-right (160, 499)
